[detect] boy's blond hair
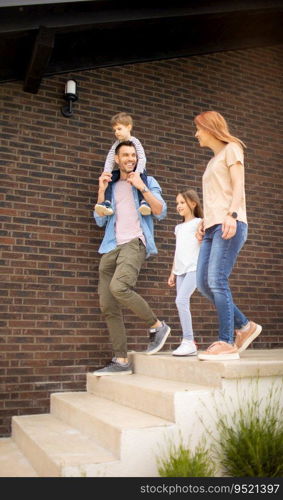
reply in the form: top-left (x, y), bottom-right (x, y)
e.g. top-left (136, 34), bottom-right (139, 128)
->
top-left (111, 112), bottom-right (133, 128)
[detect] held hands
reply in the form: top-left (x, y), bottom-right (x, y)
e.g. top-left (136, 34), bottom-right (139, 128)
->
top-left (168, 273), bottom-right (176, 288)
top-left (222, 215), bottom-right (237, 239)
top-left (195, 219), bottom-right (205, 242)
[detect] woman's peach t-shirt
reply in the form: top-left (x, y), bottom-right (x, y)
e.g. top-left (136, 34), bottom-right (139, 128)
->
top-left (202, 142), bottom-right (247, 230)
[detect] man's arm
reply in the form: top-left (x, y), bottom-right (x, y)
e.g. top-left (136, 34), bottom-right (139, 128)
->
top-left (127, 172), bottom-right (163, 216)
top-left (93, 172), bottom-right (112, 226)
top-left (96, 172), bottom-right (112, 204)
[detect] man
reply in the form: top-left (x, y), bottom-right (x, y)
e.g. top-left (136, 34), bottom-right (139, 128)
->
top-left (93, 141), bottom-right (171, 375)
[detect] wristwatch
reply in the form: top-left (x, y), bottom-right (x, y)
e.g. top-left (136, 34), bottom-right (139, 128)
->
top-left (141, 186), bottom-right (149, 193)
top-left (227, 211), bottom-right (238, 219)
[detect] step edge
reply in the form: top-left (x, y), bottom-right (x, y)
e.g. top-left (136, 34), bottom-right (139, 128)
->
top-left (12, 413), bottom-right (118, 473)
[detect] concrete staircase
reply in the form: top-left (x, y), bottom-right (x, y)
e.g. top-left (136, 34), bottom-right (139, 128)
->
top-left (0, 349), bottom-right (282, 477)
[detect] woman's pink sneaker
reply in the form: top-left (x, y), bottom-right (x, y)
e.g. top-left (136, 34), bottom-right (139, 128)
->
top-left (235, 322), bottom-right (262, 353)
top-left (198, 341), bottom-right (239, 361)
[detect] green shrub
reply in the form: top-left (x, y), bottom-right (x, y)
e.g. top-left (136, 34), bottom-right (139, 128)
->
top-left (157, 439), bottom-right (215, 477)
top-left (216, 384), bottom-right (283, 477)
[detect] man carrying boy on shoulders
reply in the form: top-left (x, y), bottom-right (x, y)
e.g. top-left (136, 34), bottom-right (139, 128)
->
top-left (93, 141), bottom-right (171, 375)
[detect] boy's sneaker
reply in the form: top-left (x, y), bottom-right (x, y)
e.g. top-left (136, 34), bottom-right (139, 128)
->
top-left (198, 341), bottom-right (239, 361)
top-left (145, 321), bottom-right (171, 355)
top-left (95, 201), bottom-right (114, 217)
top-left (93, 358), bottom-right (132, 376)
top-left (172, 339), bottom-right (197, 356)
top-left (138, 201), bottom-right (151, 216)
top-left (235, 321), bottom-right (262, 353)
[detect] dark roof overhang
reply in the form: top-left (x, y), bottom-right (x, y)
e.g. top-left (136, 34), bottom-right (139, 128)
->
top-left (1, 0), bottom-right (283, 93)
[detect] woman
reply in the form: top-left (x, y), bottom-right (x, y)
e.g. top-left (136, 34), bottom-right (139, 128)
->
top-left (194, 111), bottom-right (262, 361)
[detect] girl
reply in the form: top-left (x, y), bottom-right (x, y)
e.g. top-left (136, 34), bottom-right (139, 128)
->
top-left (194, 111), bottom-right (262, 361)
top-left (168, 189), bottom-right (203, 356)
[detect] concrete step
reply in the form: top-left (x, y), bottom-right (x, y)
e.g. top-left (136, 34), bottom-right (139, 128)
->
top-left (129, 351), bottom-right (222, 386)
top-left (87, 372), bottom-right (211, 421)
top-left (3, 348), bottom-right (282, 477)
top-left (129, 349), bottom-right (283, 386)
top-left (12, 413), bottom-right (118, 477)
top-left (0, 438), bottom-right (38, 477)
top-left (51, 391), bottom-right (175, 457)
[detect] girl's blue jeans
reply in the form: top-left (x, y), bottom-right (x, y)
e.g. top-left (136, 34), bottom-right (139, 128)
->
top-left (196, 222), bottom-right (249, 344)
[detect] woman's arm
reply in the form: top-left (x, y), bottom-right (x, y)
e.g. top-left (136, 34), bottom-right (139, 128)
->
top-left (222, 162), bottom-right (245, 239)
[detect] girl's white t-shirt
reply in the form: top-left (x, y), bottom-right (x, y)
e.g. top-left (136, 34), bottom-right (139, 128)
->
top-left (173, 218), bottom-right (202, 275)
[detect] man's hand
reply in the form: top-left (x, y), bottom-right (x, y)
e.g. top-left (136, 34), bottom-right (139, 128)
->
top-left (98, 172), bottom-right (112, 191)
top-left (127, 172), bottom-right (144, 190)
top-left (127, 171), bottom-right (163, 215)
top-left (195, 219), bottom-right (205, 242)
top-left (94, 172), bottom-right (112, 210)
top-left (222, 215), bottom-right (237, 239)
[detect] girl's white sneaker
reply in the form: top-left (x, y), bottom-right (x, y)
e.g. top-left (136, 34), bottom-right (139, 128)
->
top-left (172, 339), bottom-right (197, 356)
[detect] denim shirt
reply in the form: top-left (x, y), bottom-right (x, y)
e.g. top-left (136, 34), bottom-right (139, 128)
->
top-left (93, 176), bottom-right (167, 258)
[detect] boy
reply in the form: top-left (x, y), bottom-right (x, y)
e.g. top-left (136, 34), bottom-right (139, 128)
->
top-left (94, 112), bottom-right (150, 217)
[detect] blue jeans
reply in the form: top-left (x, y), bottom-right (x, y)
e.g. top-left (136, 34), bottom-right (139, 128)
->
top-left (196, 222), bottom-right (249, 344)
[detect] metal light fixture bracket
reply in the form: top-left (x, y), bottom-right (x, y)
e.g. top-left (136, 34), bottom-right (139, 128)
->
top-left (61, 79), bottom-right (78, 117)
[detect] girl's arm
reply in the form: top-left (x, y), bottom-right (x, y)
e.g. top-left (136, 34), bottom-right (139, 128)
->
top-left (168, 261), bottom-right (176, 287)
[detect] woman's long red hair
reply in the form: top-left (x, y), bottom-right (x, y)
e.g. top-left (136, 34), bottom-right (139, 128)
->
top-left (194, 111), bottom-right (246, 149)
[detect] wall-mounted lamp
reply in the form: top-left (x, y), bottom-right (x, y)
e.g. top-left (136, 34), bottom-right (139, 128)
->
top-left (61, 79), bottom-right (78, 117)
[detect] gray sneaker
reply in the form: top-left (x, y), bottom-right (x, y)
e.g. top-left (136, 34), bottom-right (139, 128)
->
top-left (93, 358), bottom-right (132, 376)
top-left (145, 321), bottom-right (171, 355)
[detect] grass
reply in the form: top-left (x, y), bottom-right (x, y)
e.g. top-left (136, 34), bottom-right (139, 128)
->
top-left (216, 383), bottom-right (283, 477)
top-left (156, 380), bottom-right (282, 477)
top-left (157, 438), bottom-right (215, 477)
top-left (198, 380), bottom-right (283, 477)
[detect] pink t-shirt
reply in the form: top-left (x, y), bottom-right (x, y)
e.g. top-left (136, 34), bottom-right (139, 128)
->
top-left (115, 180), bottom-right (145, 246)
top-left (202, 142), bottom-right (247, 230)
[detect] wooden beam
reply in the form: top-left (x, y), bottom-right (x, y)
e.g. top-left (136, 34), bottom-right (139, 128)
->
top-left (23, 26), bottom-right (54, 94)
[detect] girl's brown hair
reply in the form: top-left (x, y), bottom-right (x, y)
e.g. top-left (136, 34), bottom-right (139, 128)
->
top-left (178, 188), bottom-right (203, 219)
top-left (194, 111), bottom-right (246, 149)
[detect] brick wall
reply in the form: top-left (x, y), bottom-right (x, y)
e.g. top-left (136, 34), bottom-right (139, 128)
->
top-left (0, 44), bottom-right (282, 436)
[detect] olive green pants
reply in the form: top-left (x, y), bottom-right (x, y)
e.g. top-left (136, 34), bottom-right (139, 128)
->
top-left (98, 238), bottom-right (158, 357)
